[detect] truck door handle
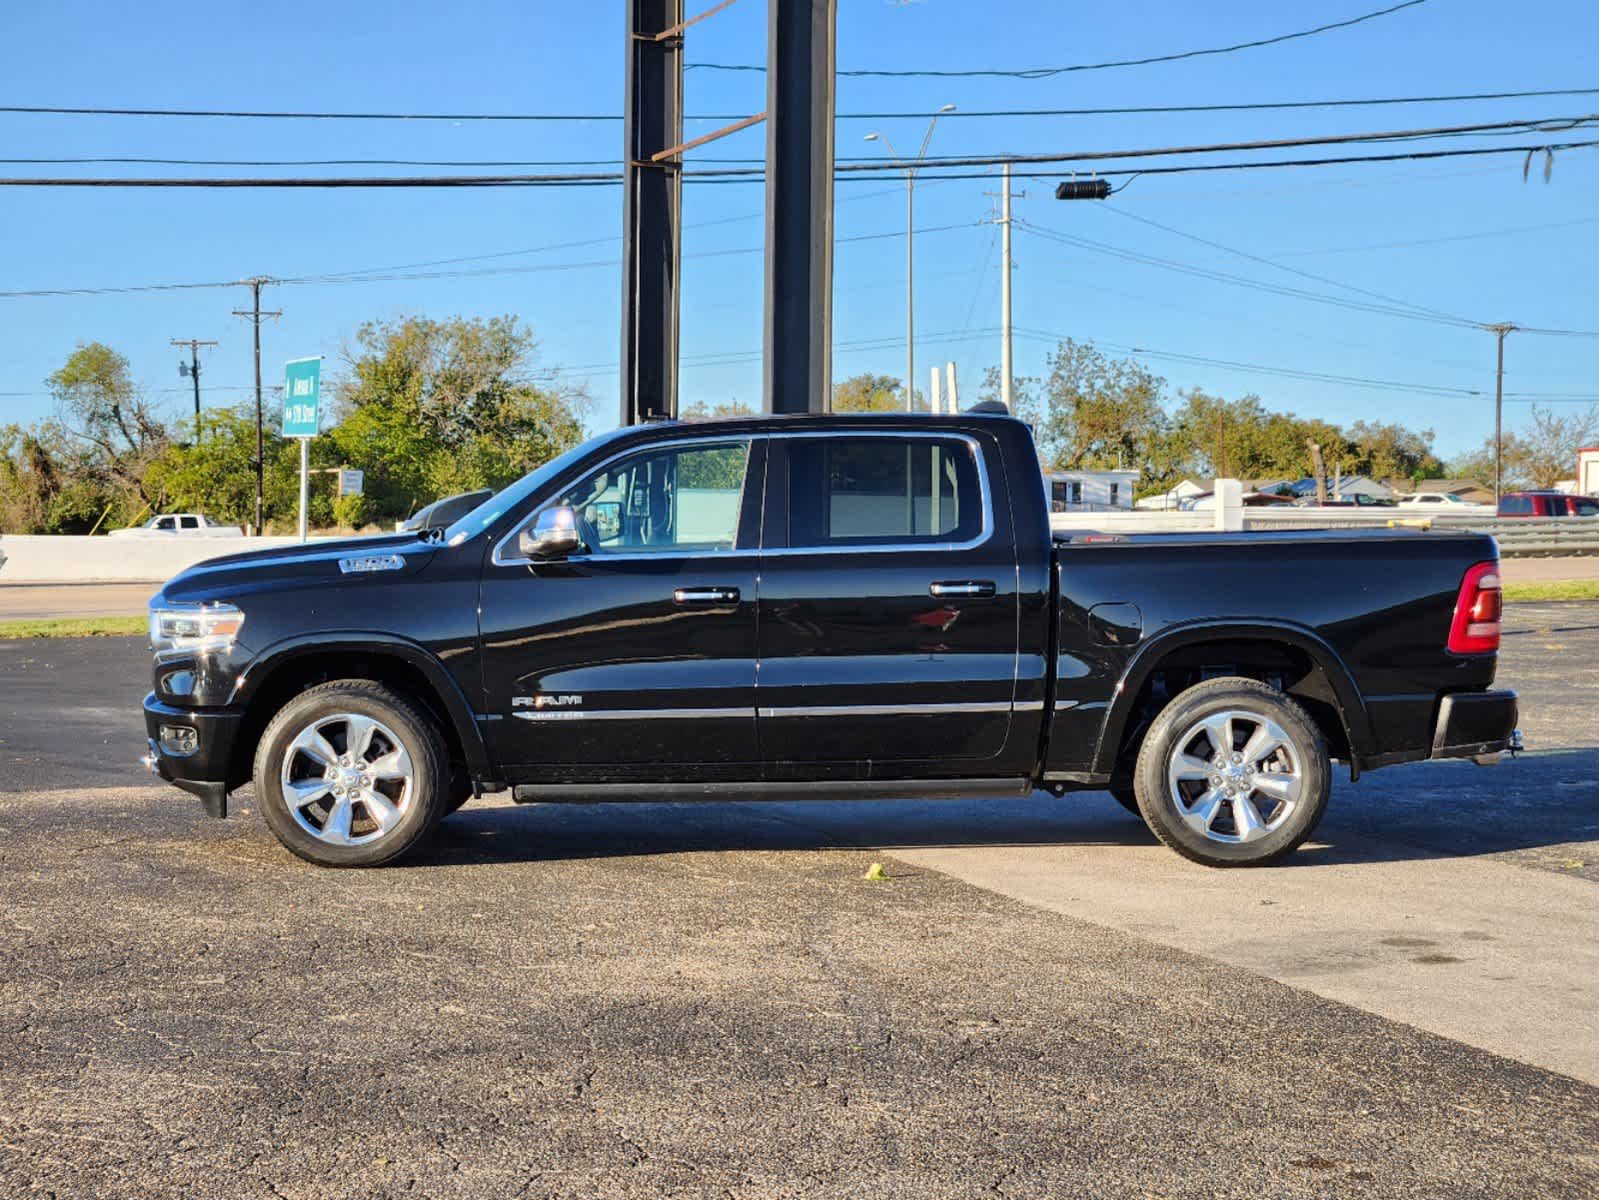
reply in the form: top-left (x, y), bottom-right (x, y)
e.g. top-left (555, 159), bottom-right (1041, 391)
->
top-left (673, 586), bottom-right (740, 605)
top-left (929, 581), bottom-right (995, 599)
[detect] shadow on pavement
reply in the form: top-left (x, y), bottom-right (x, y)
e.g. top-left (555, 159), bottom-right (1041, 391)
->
top-left (403, 746), bottom-right (1599, 870)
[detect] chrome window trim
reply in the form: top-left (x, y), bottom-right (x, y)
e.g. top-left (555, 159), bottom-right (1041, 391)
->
top-left (491, 427), bottom-right (996, 566)
top-left (767, 429), bottom-right (994, 556)
top-left (491, 433), bottom-right (762, 568)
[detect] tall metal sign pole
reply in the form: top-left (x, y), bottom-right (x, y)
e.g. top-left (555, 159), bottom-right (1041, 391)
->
top-left (621, 0), bottom-right (684, 425)
top-left (282, 357), bottom-right (322, 544)
top-left (763, 0), bottom-right (836, 414)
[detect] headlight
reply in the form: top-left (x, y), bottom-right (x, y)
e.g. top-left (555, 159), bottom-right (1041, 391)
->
top-left (149, 602), bottom-right (245, 654)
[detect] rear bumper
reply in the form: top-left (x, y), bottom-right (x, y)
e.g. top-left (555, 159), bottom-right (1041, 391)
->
top-left (142, 692), bottom-right (241, 817)
top-left (1431, 689), bottom-right (1519, 762)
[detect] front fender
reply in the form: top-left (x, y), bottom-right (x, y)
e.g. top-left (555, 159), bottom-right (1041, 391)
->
top-left (1089, 619), bottom-right (1374, 777)
top-left (232, 632), bottom-right (494, 781)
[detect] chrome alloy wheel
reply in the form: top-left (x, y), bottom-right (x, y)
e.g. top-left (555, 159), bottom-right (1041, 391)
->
top-left (278, 712), bottom-right (415, 847)
top-left (1164, 708), bottom-right (1303, 845)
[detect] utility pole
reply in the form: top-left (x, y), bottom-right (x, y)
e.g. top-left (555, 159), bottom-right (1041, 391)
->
top-left (989, 164), bottom-right (1039, 410)
top-left (1001, 162), bottom-right (1015, 411)
top-left (1485, 323), bottom-right (1516, 503)
top-left (170, 338), bottom-right (217, 440)
top-left (864, 104), bottom-right (955, 412)
top-left (232, 277), bottom-right (280, 536)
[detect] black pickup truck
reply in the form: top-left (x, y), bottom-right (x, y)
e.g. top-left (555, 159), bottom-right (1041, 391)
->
top-left (141, 408), bottom-right (1518, 868)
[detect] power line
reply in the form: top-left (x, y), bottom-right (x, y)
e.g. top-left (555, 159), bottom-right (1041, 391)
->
top-left (687, 0), bottom-right (1431, 77)
top-left (1092, 205), bottom-right (1476, 326)
top-left (1254, 216), bottom-right (1599, 258)
top-left (14, 113), bottom-right (1596, 173)
top-left (8, 85), bottom-right (1599, 124)
top-left (1015, 220), bottom-right (1482, 329)
top-left (0, 129), bottom-right (1592, 192)
top-left (0, 222), bottom-right (977, 299)
top-left (840, 87), bottom-right (1599, 121)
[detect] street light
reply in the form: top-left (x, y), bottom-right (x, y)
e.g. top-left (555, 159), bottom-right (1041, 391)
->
top-left (864, 103), bottom-right (956, 411)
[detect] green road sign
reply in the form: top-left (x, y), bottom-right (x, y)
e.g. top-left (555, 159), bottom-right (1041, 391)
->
top-left (282, 357), bottom-right (322, 438)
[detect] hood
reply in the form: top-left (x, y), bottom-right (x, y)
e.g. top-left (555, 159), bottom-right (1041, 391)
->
top-left (158, 533), bottom-right (438, 605)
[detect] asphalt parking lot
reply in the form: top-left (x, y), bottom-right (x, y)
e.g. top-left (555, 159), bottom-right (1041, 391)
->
top-left (2, 604), bottom-right (1598, 1197)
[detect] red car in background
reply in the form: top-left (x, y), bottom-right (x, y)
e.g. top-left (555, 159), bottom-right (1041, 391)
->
top-left (1498, 491), bottom-right (1599, 517)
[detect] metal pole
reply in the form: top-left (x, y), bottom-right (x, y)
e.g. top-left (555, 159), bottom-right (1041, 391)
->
top-left (189, 345), bottom-right (203, 435)
top-left (232, 279), bottom-right (279, 536)
top-left (621, 0), bottom-right (684, 425)
top-left (1490, 324), bottom-right (1513, 503)
top-left (298, 437), bottom-right (309, 543)
top-left (1001, 162), bottom-right (1013, 412)
top-left (252, 282), bottom-right (264, 535)
top-left (905, 167), bottom-right (914, 410)
top-left (763, 0), bottom-right (837, 416)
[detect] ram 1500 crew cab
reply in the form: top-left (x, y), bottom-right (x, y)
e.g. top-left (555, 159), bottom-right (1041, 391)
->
top-left (141, 409), bottom-right (1519, 868)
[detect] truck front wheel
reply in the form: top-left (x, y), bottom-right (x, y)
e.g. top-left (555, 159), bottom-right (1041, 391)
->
top-left (1132, 677), bottom-right (1331, 867)
top-left (253, 680), bottom-right (450, 867)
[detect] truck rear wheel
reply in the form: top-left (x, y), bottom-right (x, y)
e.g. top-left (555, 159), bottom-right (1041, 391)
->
top-left (253, 680), bottom-right (449, 867)
top-left (1132, 677), bottom-right (1330, 867)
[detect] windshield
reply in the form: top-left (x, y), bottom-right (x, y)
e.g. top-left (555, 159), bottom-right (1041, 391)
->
top-left (441, 427), bottom-right (636, 547)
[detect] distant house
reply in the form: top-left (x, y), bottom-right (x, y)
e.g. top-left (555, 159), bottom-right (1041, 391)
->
top-left (1046, 468), bottom-right (1140, 512)
top-left (1387, 478), bottom-right (1494, 505)
top-left (1135, 478), bottom-right (1206, 511)
top-left (1276, 475), bottom-right (1393, 502)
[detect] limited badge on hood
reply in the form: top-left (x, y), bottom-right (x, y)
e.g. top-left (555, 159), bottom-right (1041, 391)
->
top-left (338, 554), bottom-right (406, 574)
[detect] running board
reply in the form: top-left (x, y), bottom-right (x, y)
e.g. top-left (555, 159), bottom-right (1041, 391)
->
top-left (510, 778), bottom-right (1033, 805)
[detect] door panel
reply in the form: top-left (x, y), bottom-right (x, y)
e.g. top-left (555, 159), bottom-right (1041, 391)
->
top-left (755, 434), bottom-right (1020, 773)
top-left (479, 437), bottom-right (763, 780)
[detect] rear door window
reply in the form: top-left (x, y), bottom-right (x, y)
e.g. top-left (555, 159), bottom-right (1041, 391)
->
top-left (1500, 496), bottom-right (1534, 516)
top-left (784, 436), bottom-right (983, 549)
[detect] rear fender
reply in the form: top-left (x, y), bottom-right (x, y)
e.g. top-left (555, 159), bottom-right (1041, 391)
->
top-left (1089, 619), bottom-right (1374, 777)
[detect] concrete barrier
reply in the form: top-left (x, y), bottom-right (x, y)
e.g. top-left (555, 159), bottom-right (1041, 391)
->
top-left (0, 534), bottom-right (339, 583)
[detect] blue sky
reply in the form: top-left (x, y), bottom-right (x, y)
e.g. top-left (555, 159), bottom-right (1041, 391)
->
top-left (1, 0), bottom-right (1597, 460)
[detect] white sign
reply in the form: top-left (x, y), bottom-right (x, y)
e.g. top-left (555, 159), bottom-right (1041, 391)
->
top-left (338, 469), bottom-right (365, 497)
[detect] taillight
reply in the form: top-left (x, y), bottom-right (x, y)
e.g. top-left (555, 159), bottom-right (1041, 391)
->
top-left (1447, 560), bottom-right (1502, 654)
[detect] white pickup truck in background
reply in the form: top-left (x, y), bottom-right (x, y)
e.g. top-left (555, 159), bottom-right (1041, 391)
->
top-left (109, 514), bottom-right (246, 538)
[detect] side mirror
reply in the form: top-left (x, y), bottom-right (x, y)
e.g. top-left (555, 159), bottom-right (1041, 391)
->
top-left (517, 506), bottom-right (583, 561)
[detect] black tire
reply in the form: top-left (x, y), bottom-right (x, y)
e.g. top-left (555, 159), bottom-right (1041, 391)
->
top-left (1133, 676), bottom-right (1330, 868)
top-left (1109, 786), bottom-right (1141, 815)
top-left (253, 679), bottom-right (449, 867)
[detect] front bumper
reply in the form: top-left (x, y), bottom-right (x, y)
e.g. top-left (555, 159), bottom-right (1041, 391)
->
top-left (1431, 689), bottom-right (1520, 762)
top-left (142, 692), bottom-right (242, 817)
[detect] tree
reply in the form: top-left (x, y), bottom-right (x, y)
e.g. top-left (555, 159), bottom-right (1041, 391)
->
top-left (328, 315), bottom-right (588, 521)
top-left (1519, 404), bottom-right (1599, 488)
top-left (1038, 339), bottom-right (1167, 473)
top-left (681, 399), bottom-right (758, 421)
top-left (977, 366), bottom-right (1043, 431)
top-left (46, 342), bottom-right (167, 515)
top-left (1344, 419), bottom-right (1442, 482)
top-left (144, 405), bottom-right (298, 529)
top-left (832, 373), bottom-right (906, 413)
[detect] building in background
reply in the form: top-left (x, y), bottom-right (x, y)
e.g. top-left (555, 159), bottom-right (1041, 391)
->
top-left (1386, 478), bottom-right (1495, 505)
top-left (1046, 468), bottom-right (1140, 513)
top-left (1577, 447), bottom-right (1599, 496)
top-left (1135, 478), bottom-right (1207, 511)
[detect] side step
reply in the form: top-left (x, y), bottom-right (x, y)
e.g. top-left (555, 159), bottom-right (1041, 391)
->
top-left (511, 777), bottom-right (1032, 805)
